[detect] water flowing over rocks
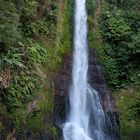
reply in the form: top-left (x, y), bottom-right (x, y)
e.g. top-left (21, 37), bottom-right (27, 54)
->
top-left (53, 49), bottom-right (119, 140)
top-left (53, 0), bottom-right (119, 139)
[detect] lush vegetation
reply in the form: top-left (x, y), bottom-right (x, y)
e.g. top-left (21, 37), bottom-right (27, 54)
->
top-left (87, 0), bottom-right (99, 48)
top-left (116, 87), bottom-right (140, 140)
top-left (100, 0), bottom-right (140, 88)
top-left (0, 0), bottom-right (139, 139)
top-left (87, 0), bottom-right (140, 139)
top-left (0, 0), bottom-right (72, 138)
top-left (98, 0), bottom-right (140, 139)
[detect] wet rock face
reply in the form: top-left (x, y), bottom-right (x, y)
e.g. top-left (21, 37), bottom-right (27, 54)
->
top-left (53, 49), bottom-right (119, 139)
top-left (88, 50), bottom-right (119, 139)
top-left (88, 50), bottom-right (117, 111)
top-left (53, 49), bottom-right (117, 114)
top-left (53, 52), bottom-right (72, 123)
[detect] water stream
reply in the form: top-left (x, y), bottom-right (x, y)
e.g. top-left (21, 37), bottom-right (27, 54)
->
top-left (62, 0), bottom-right (108, 140)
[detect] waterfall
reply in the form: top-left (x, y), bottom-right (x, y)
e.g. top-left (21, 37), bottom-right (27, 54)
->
top-left (62, 0), bottom-right (108, 140)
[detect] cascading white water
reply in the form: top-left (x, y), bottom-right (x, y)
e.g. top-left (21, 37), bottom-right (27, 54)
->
top-left (63, 0), bottom-right (107, 140)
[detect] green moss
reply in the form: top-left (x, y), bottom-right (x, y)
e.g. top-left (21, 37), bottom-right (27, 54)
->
top-left (46, 0), bottom-right (73, 71)
top-left (25, 87), bottom-right (58, 138)
top-left (26, 111), bottom-right (44, 134)
top-left (115, 87), bottom-right (140, 140)
top-left (10, 108), bottom-right (27, 133)
top-left (87, 0), bottom-right (97, 48)
top-left (47, 125), bottom-right (59, 140)
top-left (87, 0), bottom-right (96, 16)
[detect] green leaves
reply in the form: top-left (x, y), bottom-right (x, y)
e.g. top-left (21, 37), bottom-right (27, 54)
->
top-left (102, 55), bottom-right (119, 87)
top-left (100, 2), bottom-right (140, 138)
top-left (100, 1), bottom-right (140, 88)
top-left (0, 53), bottom-right (25, 69)
top-left (0, 49), bottom-right (26, 68)
top-left (86, 0), bottom-right (96, 15)
top-left (0, 0), bottom-right (45, 112)
top-left (28, 42), bottom-right (47, 65)
top-left (0, 0), bottom-right (71, 136)
top-left (116, 88), bottom-right (140, 140)
top-left (0, 0), bottom-right (21, 46)
top-left (5, 70), bottom-right (37, 111)
top-left (101, 9), bottom-right (131, 43)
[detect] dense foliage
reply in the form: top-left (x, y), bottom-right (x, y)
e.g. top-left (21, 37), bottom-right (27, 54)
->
top-left (100, 0), bottom-right (140, 88)
top-left (99, 0), bottom-right (140, 139)
top-left (0, 0), bottom-right (52, 111)
top-left (0, 0), bottom-right (72, 138)
top-left (116, 88), bottom-right (140, 140)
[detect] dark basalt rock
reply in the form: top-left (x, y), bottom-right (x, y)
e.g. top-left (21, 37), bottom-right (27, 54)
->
top-left (53, 52), bottom-right (72, 124)
top-left (53, 49), bottom-right (119, 139)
